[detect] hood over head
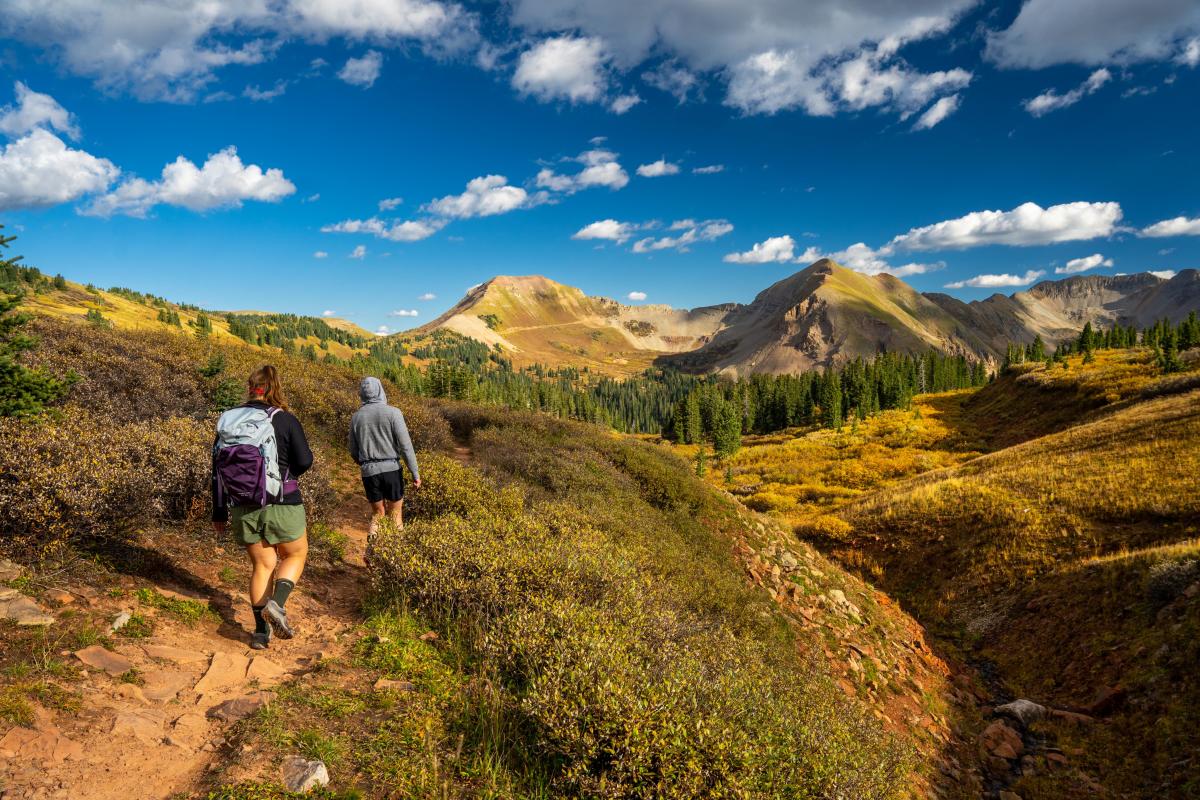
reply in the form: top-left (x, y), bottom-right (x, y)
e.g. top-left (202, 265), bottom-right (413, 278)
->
top-left (359, 376), bottom-right (386, 405)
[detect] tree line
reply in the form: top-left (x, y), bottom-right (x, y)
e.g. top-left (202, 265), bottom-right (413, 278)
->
top-left (1003, 313), bottom-right (1199, 375)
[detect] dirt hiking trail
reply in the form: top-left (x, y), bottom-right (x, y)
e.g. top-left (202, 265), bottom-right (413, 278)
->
top-left (0, 503), bottom-right (373, 800)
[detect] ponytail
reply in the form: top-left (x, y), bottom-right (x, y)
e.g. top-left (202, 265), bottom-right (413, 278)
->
top-left (246, 364), bottom-right (289, 411)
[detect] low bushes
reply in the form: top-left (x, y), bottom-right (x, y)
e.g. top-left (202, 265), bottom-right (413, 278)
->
top-left (371, 419), bottom-right (908, 798)
top-left (0, 317), bottom-right (448, 557)
top-left (0, 409), bottom-right (210, 556)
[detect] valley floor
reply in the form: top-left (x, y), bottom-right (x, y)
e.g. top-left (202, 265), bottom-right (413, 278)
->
top-left (683, 348), bottom-right (1200, 798)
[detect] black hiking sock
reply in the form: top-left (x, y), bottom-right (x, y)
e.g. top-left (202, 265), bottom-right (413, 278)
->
top-left (252, 604), bottom-right (269, 635)
top-left (272, 578), bottom-right (295, 607)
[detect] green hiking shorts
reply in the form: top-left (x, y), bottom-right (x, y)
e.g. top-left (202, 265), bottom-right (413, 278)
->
top-left (229, 504), bottom-right (307, 546)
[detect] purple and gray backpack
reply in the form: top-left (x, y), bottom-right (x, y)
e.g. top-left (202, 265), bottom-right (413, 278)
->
top-left (213, 406), bottom-right (298, 508)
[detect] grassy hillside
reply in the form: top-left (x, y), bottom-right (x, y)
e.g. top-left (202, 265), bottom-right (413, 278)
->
top-left (0, 312), bottom-right (970, 797)
top-left (795, 352), bottom-right (1200, 797)
top-left (17, 277), bottom-right (375, 362)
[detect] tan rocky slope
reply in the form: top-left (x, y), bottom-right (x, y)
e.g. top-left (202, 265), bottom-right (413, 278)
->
top-left (412, 265), bottom-right (1200, 377)
top-left (412, 274), bottom-right (735, 372)
top-left (664, 260), bottom-right (994, 376)
top-left (928, 269), bottom-right (1200, 357)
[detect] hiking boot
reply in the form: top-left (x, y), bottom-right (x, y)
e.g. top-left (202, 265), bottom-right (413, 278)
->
top-left (250, 629), bottom-right (271, 650)
top-left (263, 599), bottom-right (294, 639)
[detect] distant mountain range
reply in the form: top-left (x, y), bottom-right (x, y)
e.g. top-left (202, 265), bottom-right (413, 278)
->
top-left (414, 261), bottom-right (1200, 376)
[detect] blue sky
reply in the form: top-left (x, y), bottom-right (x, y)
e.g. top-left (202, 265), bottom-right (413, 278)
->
top-left (1, 0), bottom-right (1198, 334)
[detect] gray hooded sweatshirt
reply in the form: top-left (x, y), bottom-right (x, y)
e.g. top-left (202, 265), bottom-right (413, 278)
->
top-left (349, 377), bottom-right (420, 480)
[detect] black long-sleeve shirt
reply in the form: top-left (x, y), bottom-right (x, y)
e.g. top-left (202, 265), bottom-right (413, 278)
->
top-left (211, 402), bottom-right (313, 522)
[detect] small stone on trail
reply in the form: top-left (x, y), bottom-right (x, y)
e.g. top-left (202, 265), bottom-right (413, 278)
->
top-left (109, 611), bottom-right (132, 633)
top-left (374, 677), bottom-right (416, 692)
top-left (206, 691), bottom-right (274, 723)
top-left (45, 590), bottom-right (74, 606)
top-left (282, 756), bottom-right (330, 793)
top-left (0, 558), bottom-right (22, 581)
top-left (74, 645), bottom-right (133, 676)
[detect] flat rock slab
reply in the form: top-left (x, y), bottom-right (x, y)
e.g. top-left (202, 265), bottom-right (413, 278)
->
top-left (170, 712), bottom-right (209, 746)
top-left (143, 643), bottom-right (208, 665)
top-left (0, 558), bottom-right (21, 582)
top-left (141, 670), bottom-right (193, 702)
top-left (74, 645), bottom-right (133, 676)
top-left (246, 656), bottom-right (287, 683)
top-left (0, 727), bottom-right (83, 763)
top-left (374, 678), bottom-right (417, 692)
top-left (1, 596), bottom-right (55, 626)
top-left (193, 651), bottom-right (250, 694)
top-left (112, 709), bottom-right (167, 742)
top-left (207, 691), bottom-right (274, 723)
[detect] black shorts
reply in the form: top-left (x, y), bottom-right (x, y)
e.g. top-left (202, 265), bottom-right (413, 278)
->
top-left (362, 469), bottom-right (404, 503)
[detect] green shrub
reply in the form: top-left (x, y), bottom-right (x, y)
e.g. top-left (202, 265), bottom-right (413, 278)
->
top-left (370, 414), bottom-right (909, 798)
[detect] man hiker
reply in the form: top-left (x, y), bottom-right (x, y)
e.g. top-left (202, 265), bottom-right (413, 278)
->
top-left (349, 376), bottom-right (421, 534)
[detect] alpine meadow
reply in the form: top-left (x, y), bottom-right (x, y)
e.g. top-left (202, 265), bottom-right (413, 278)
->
top-left (1, 2), bottom-right (1199, 799)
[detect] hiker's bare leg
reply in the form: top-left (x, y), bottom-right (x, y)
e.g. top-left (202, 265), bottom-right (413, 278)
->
top-left (368, 500), bottom-right (385, 535)
top-left (385, 498), bottom-right (403, 529)
top-left (246, 541), bottom-right (277, 606)
top-left (274, 534), bottom-right (308, 586)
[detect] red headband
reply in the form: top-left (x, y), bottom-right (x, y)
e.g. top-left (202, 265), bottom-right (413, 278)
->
top-left (251, 386), bottom-right (266, 396)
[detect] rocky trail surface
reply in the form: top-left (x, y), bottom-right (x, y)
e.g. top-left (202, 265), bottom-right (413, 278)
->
top-left (0, 505), bottom-right (373, 800)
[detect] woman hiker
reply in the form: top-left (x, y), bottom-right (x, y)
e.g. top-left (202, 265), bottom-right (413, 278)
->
top-left (211, 365), bottom-right (313, 649)
top-left (349, 376), bottom-right (420, 536)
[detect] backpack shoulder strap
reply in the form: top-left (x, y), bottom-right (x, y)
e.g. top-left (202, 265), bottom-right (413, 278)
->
top-left (266, 407), bottom-right (281, 420)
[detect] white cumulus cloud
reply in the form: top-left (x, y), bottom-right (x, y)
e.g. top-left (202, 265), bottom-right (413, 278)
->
top-left (627, 291), bottom-right (647, 301)
top-left (692, 164), bottom-right (724, 174)
top-left (573, 219), bottom-right (637, 243)
top-left (724, 234), bottom-right (798, 264)
top-left (321, 309), bottom-right (336, 316)
top-left (1023, 68), bottom-right (1111, 117)
top-left (423, 174), bottom-right (530, 218)
top-left (888, 201), bottom-right (1123, 251)
top-left (1141, 216), bottom-right (1200, 237)
top-left (0, 129), bottom-right (119, 211)
top-left (339, 50), bottom-right (384, 87)
top-left (630, 219), bottom-right (732, 253)
top-left (513, 35), bottom-right (607, 103)
top-left (84, 146), bottom-right (294, 217)
top-left (313, 250), bottom-right (328, 258)
top-left (0, 81), bottom-right (80, 139)
top-left (1055, 253), bottom-right (1113, 274)
top-left (636, 159), bottom-right (680, 177)
top-left (944, 270), bottom-right (1046, 289)
top-left (350, 245), bottom-right (367, 259)
top-left (418, 292), bottom-right (436, 300)
top-left (378, 196), bottom-right (403, 211)
top-left (1149, 269), bottom-right (1177, 280)
top-left (389, 308), bottom-right (419, 317)
top-left (321, 216), bottom-right (444, 241)
top-left (535, 148), bottom-right (628, 193)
